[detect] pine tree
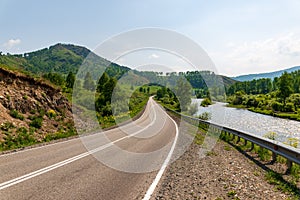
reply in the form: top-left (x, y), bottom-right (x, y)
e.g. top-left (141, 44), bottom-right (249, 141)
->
top-left (66, 71), bottom-right (75, 88)
top-left (96, 72), bottom-right (109, 93)
top-left (278, 72), bottom-right (293, 104)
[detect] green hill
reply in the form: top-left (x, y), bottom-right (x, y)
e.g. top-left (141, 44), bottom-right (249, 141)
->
top-left (0, 43), bottom-right (130, 79)
top-left (0, 43), bottom-right (236, 91)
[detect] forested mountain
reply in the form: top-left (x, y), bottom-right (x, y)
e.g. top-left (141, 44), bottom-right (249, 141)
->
top-left (0, 43), bottom-right (237, 97)
top-left (232, 66), bottom-right (300, 82)
top-left (0, 43), bottom-right (130, 79)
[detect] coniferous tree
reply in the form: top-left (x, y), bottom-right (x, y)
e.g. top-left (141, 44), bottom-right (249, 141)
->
top-left (278, 72), bottom-right (293, 104)
top-left (66, 71), bottom-right (75, 88)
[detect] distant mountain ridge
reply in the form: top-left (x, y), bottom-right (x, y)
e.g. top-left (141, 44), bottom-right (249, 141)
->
top-left (232, 66), bottom-right (300, 81)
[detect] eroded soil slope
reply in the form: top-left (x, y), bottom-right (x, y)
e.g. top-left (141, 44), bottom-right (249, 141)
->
top-left (0, 67), bottom-right (74, 150)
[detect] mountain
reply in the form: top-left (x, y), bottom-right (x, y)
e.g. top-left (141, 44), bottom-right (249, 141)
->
top-left (0, 43), bottom-right (130, 79)
top-left (0, 43), bottom-right (237, 89)
top-left (232, 66), bottom-right (300, 81)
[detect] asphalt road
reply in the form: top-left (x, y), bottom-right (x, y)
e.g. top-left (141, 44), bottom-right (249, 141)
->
top-left (0, 98), bottom-right (178, 200)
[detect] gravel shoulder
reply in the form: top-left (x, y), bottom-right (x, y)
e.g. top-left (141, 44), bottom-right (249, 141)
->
top-left (151, 129), bottom-right (298, 200)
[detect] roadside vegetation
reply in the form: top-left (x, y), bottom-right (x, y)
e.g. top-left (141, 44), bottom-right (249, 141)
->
top-left (227, 71), bottom-right (300, 121)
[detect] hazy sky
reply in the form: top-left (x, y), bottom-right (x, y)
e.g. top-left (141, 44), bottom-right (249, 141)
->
top-left (1, 0), bottom-right (300, 76)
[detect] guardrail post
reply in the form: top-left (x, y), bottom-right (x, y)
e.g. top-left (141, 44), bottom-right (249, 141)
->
top-left (236, 136), bottom-right (240, 144)
top-left (271, 152), bottom-right (277, 163)
top-left (244, 139), bottom-right (247, 146)
top-left (250, 142), bottom-right (254, 151)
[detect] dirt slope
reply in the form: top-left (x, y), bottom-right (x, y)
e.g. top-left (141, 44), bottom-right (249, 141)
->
top-left (0, 67), bottom-right (74, 149)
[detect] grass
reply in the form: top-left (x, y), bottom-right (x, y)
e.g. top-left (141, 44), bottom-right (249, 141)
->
top-left (224, 145), bottom-right (232, 151)
top-left (205, 150), bottom-right (218, 156)
top-left (0, 127), bottom-right (37, 151)
top-left (29, 116), bottom-right (43, 129)
top-left (227, 190), bottom-right (237, 197)
top-left (265, 171), bottom-right (300, 198)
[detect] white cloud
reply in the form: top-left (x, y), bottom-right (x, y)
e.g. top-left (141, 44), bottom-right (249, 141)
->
top-left (211, 32), bottom-right (300, 76)
top-left (3, 39), bottom-right (21, 49)
top-left (148, 53), bottom-right (159, 59)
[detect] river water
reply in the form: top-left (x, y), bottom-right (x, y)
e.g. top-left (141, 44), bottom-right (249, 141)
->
top-left (192, 99), bottom-right (300, 147)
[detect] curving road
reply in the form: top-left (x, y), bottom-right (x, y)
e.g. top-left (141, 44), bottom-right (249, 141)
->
top-left (0, 98), bottom-right (178, 200)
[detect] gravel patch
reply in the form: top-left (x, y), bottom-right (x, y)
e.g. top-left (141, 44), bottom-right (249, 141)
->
top-left (151, 133), bottom-right (296, 199)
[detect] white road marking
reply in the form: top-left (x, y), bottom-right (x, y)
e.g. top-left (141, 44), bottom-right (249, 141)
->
top-left (0, 98), bottom-right (154, 158)
top-left (0, 99), bottom-right (158, 190)
top-left (142, 104), bottom-right (179, 200)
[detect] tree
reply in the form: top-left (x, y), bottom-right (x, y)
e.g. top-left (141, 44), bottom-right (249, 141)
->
top-left (103, 78), bottom-right (117, 103)
top-left (43, 72), bottom-right (65, 86)
top-left (174, 77), bottom-right (192, 111)
top-left (95, 77), bottom-right (117, 114)
top-left (96, 72), bottom-right (109, 93)
top-left (83, 72), bottom-right (95, 91)
top-left (66, 71), bottom-right (75, 88)
top-left (278, 72), bottom-right (293, 104)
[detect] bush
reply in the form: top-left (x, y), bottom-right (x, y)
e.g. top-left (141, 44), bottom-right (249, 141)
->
top-left (271, 101), bottom-right (284, 112)
top-left (29, 116), bottom-right (43, 129)
top-left (263, 132), bottom-right (277, 140)
top-left (47, 109), bottom-right (56, 119)
top-left (284, 103), bottom-right (295, 112)
top-left (9, 109), bottom-right (24, 120)
top-left (200, 98), bottom-right (212, 107)
top-left (245, 96), bottom-right (259, 107)
top-left (199, 112), bottom-right (211, 120)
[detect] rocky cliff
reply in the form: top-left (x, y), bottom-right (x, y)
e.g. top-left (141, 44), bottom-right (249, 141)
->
top-left (0, 67), bottom-right (74, 150)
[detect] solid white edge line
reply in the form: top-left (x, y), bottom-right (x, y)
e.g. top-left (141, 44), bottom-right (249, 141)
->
top-left (142, 104), bottom-right (179, 200)
top-left (0, 99), bottom-right (158, 191)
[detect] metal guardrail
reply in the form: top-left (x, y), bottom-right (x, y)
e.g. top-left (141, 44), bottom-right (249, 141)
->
top-left (164, 107), bottom-right (300, 170)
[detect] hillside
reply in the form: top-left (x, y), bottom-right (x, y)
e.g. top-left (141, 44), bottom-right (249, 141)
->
top-left (0, 43), bottom-right (130, 79)
top-left (232, 66), bottom-right (300, 81)
top-left (0, 66), bottom-right (75, 150)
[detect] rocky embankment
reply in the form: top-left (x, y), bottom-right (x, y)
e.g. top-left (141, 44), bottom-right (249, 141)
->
top-left (0, 67), bottom-right (74, 150)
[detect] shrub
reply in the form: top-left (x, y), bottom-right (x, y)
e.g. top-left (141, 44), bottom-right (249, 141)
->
top-left (9, 109), bottom-right (24, 120)
top-left (200, 98), bottom-right (212, 107)
top-left (284, 103), bottom-right (295, 112)
top-left (263, 132), bottom-right (277, 140)
top-left (199, 112), bottom-right (211, 120)
top-left (0, 122), bottom-right (15, 131)
top-left (47, 109), bottom-right (56, 119)
top-left (284, 138), bottom-right (299, 148)
top-left (271, 101), bottom-right (284, 112)
top-left (29, 116), bottom-right (43, 129)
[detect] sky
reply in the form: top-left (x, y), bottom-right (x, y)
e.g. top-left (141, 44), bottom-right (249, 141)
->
top-left (1, 0), bottom-right (300, 76)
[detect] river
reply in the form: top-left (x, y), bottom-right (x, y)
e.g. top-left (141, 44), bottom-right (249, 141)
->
top-left (192, 99), bottom-right (300, 148)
